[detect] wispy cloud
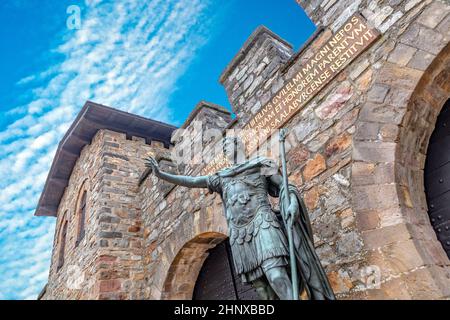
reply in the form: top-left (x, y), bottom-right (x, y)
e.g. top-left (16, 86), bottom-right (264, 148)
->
top-left (0, 0), bottom-right (216, 299)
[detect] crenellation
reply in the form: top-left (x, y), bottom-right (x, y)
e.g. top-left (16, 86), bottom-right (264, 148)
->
top-left (220, 26), bottom-right (294, 121)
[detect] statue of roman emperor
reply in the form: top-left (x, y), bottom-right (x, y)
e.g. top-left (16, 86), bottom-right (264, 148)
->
top-left (145, 136), bottom-right (335, 300)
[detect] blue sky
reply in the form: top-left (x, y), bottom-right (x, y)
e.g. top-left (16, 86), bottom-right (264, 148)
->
top-left (0, 0), bottom-right (315, 299)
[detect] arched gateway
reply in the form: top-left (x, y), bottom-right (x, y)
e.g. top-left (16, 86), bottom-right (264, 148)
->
top-left (161, 232), bottom-right (227, 300)
top-left (161, 232), bottom-right (259, 300)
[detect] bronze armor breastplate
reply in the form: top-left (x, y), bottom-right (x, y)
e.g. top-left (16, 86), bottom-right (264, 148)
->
top-left (223, 170), bottom-right (270, 227)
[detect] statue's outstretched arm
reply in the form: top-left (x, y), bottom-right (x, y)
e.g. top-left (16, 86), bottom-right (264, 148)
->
top-left (145, 156), bottom-right (208, 188)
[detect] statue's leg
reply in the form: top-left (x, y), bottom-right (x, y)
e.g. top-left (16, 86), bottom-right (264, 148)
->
top-left (251, 278), bottom-right (277, 300)
top-left (264, 265), bottom-right (292, 300)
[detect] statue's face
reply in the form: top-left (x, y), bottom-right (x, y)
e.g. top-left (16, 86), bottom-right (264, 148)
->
top-left (223, 136), bottom-right (246, 164)
top-left (223, 138), bottom-right (237, 162)
top-left (223, 138), bottom-right (244, 163)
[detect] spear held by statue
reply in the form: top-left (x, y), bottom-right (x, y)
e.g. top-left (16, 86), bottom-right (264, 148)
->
top-left (279, 128), bottom-right (299, 300)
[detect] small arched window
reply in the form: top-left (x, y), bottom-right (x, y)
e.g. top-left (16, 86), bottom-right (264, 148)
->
top-left (76, 190), bottom-right (87, 245)
top-left (57, 220), bottom-right (68, 270)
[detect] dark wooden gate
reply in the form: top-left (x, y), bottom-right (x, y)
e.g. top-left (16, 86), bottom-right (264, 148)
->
top-left (425, 99), bottom-right (450, 259)
top-left (193, 240), bottom-right (259, 300)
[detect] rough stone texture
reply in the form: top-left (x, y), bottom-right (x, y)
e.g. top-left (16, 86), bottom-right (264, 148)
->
top-left (42, 0), bottom-right (450, 300)
top-left (219, 26), bottom-right (294, 125)
top-left (171, 101), bottom-right (231, 175)
top-left (42, 130), bottom-right (154, 299)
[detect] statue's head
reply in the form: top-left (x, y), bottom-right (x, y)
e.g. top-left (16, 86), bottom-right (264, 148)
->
top-left (222, 136), bottom-right (244, 163)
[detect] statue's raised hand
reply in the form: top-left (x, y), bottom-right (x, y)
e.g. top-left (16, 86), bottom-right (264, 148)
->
top-left (145, 156), bottom-right (160, 175)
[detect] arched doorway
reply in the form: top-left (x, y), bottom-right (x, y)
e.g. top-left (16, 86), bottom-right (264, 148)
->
top-left (424, 99), bottom-right (450, 259)
top-left (193, 240), bottom-right (259, 300)
top-left (352, 37), bottom-right (450, 297)
top-left (161, 232), bottom-right (228, 300)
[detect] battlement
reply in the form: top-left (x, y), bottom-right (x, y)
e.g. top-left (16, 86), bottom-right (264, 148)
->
top-left (219, 26), bottom-right (294, 120)
top-left (35, 101), bottom-right (176, 217)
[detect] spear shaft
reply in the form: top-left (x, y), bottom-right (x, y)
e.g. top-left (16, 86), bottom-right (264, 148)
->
top-left (279, 128), bottom-right (299, 300)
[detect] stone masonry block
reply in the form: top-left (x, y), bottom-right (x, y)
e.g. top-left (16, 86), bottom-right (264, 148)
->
top-left (353, 184), bottom-right (400, 212)
top-left (303, 154), bottom-right (327, 181)
top-left (361, 223), bottom-right (412, 250)
top-left (353, 141), bottom-right (396, 162)
top-left (417, 1), bottom-right (449, 29)
top-left (400, 23), bottom-right (445, 55)
top-left (387, 43), bottom-right (417, 67)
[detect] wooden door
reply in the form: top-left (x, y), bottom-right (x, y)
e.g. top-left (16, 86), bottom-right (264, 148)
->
top-left (193, 240), bottom-right (259, 300)
top-left (425, 99), bottom-right (450, 258)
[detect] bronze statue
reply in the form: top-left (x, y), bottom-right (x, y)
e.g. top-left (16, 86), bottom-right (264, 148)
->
top-left (145, 132), bottom-right (335, 300)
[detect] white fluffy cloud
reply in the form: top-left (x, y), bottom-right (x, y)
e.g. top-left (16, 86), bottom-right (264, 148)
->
top-left (0, 0), bottom-right (215, 299)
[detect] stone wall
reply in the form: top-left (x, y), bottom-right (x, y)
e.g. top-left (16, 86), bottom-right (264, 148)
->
top-left (43, 130), bottom-right (104, 299)
top-left (42, 0), bottom-right (450, 300)
top-left (144, 0), bottom-right (450, 299)
top-left (43, 129), bottom-right (155, 299)
top-left (138, 103), bottom-right (231, 299)
top-left (92, 130), bottom-right (152, 300)
top-left (280, 0), bottom-right (450, 299)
